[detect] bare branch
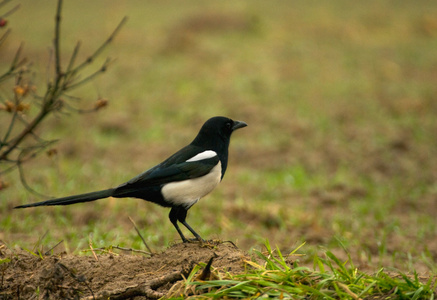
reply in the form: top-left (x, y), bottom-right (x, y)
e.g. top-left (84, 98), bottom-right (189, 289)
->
top-left (0, 2), bottom-right (19, 16)
top-left (0, 28), bottom-right (10, 46)
top-left (0, 105), bottom-right (19, 150)
top-left (81, 246), bottom-right (152, 256)
top-left (10, 43), bottom-right (27, 70)
top-left (18, 158), bottom-right (52, 198)
top-left (44, 240), bottom-right (64, 256)
top-left (71, 16), bottom-right (127, 74)
top-left (0, 0), bottom-right (13, 9)
top-left (0, 161), bottom-right (17, 175)
top-left (65, 41), bottom-right (81, 74)
top-left (16, 142), bottom-right (57, 197)
top-left (0, 4), bottom-right (20, 19)
top-left (0, 43), bottom-right (27, 83)
top-left (0, 1), bottom-right (125, 192)
top-left (0, 109), bottom-right (47, 161)
top-left (129, 216), bottom-right (154, 255)
top-left (65, 57), bottom-right (113, 91)
top-left (54, 0), bottom-right (63, 76)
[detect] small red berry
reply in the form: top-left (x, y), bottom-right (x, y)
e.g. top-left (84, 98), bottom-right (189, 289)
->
top-left (0, 18), bottom-right (7, 27)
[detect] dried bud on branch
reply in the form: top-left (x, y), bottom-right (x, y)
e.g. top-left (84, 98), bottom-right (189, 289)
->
top-left (94, 98), bottom-right (108, 110)
top-left (46, 148), bottom-right (58, 157)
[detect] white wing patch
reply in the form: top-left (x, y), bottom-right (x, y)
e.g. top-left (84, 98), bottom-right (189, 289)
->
top-left (186, 150), bottom-right (217, 162)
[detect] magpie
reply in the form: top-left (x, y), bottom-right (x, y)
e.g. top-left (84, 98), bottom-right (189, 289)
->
top-left (15, 116), bottom-right (247, 242)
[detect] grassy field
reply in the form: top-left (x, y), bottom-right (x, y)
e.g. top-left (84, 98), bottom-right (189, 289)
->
top-left (1, 0), bottom-right (437, 281)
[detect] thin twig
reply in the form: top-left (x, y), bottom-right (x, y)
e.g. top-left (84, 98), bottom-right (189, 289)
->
top-left (0, 28), bottom-right (10, 47)
top-left (81, 246), bottom-right (151, 256)
top-left (0, 104), bottom-right (48, 161)
top-left (0, 103), bottom-right (19, 150)
top-left (10, 42), bottom-right (24, 67)
top-left (0, 3), bottom-right (20, 17)
top-left (9, 43), bottom-right (28, 71)
top-left (0, 41), bottom-right (27, 83)
top-left (44, 240), bottom-right (64, 256)
top-left (45, 47), bottom-right (54, 85)
top-left (0, 0), bottom-right (13, 9)
top-left (65, 57), bottom-right (113, 91)
top-left (222, 240), bottom-right (239, 249)
top-left (112, 246), bottom-right (151, 255)
top-left (54, 0), bottom-right (63, 77)
top-left (14, 114), bottom-right (50, 144)
top-left (129, 216), bottom-right (153, 255)
top-left (65, 41), bottom-right (81, 74)
top-left (71, 16), bottom-right (127, 74)
top-left (17, 154), bottom-right (53, 198)
top-left (89, 235), bottom-right (99, 262)
top-left (81, 248), bottom-right (116, 255)
top-left (0, 161), bottom-right (17, 176)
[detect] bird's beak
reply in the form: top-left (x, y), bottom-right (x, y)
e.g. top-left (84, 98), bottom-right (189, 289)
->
top-left (232, 120), bottom-right (247, 131)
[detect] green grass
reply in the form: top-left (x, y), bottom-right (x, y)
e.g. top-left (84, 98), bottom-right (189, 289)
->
top-left (179, 241), bottom-right (436, 299)
top-left (1, 0), bottom-right (437, 277)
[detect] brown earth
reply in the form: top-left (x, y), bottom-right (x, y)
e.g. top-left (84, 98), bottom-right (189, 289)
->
top-left (0, 241), bottom-right (250, 299)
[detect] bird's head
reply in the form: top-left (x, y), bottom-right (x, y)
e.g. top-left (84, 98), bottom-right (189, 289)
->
top-left (193, 116), bottom-right (247, 146)
top-left (190, 116), bottom-right (247, 179)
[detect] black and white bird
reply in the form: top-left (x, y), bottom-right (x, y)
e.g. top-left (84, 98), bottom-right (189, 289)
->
top-left (15, 116), bottom-right (247, 242)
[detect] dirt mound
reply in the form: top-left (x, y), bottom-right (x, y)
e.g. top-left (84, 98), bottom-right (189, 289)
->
top-left (0, 241), bottom-right (249, 299)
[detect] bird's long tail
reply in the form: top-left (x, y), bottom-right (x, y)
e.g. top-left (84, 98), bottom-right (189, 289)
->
top-left (14, 189), bottom-right (115, 208)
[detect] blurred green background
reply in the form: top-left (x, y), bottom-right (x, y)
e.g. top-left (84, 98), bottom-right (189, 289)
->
top-left (1, 0), bottom-right (437, 273)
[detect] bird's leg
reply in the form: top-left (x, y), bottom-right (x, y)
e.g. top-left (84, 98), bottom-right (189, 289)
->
top-left (169, 206), bottom-right (204, 242)
top-left (169, 207), bottom-right (188, 243)
top-left (176, 206), bottom-right (205, 242)
top-left (180, 220), bottom-right (205, 242)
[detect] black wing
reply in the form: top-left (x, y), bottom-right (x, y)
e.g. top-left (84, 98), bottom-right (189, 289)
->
top-left (113, 145), bottom-right (219, 195)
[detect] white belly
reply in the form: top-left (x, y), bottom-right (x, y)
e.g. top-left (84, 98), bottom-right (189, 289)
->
top-left (161, 162), bottom-right (222, 208)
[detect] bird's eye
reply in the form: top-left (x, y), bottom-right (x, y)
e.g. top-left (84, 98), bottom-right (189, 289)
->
top-left (226, 122), bottom-right (232, 130)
